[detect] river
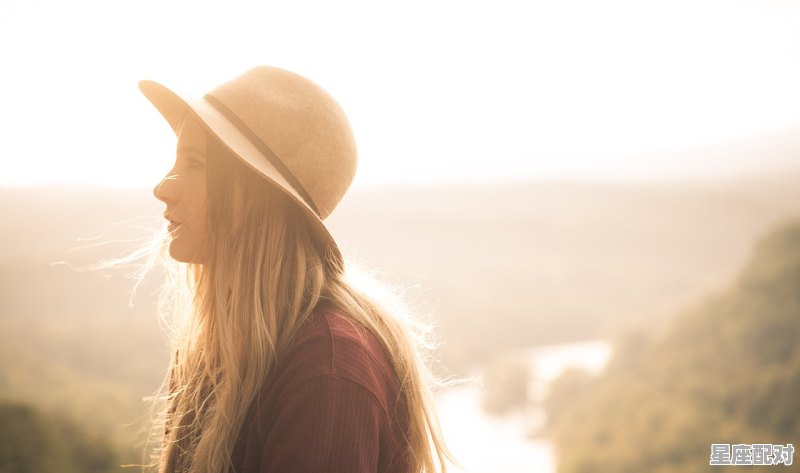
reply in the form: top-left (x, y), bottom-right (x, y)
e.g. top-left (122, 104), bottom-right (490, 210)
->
top-left (436, 339), bottom-right (612, 473)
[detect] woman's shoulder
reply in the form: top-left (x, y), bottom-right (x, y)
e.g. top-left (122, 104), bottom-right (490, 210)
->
top-left (272, 303), bottom-right (399, 413)
top-left (236, 304), bottom-right (412, 472)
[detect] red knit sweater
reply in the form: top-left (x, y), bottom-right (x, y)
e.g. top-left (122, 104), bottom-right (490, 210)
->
top-left (229, 303), bottom-right (412, 472)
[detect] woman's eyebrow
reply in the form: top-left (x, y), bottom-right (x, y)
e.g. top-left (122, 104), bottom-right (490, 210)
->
top-left (176, 146), bottom-right (207, 159)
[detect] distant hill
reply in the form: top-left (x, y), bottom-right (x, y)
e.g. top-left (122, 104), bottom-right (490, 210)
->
top-left (546, 218), bottom-right (800, 473)
top-left (622, 128), bottom-right (800, 182)
top-left (327, 171), bottom-right (800, 370)
top-left (2, 172), bottom-right (800, 379)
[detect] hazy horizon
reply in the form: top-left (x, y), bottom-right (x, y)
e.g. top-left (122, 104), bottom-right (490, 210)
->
top-left (4, 131), bottom-right (800, 192)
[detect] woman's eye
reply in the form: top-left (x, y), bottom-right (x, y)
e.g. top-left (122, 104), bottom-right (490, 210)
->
top-left (187, 158), bottom-right (205, 169)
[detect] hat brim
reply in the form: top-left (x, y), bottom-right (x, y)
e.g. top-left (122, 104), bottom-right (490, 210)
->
top-left (139, 79), bottom-right (343, 266)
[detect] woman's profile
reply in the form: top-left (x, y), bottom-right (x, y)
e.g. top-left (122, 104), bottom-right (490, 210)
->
top-left (138, 66), bottom-right (455, 472)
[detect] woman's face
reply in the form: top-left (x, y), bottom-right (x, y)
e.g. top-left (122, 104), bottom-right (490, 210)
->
top-left (153, 115), bottom-right (209, 263)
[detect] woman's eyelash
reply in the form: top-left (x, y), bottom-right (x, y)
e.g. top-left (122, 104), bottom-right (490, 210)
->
top-left (184, 157), bottom-right (205, 168)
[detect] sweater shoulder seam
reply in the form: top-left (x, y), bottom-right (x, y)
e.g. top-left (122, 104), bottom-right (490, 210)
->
top-left (293, 372), bottom-right (394, 426)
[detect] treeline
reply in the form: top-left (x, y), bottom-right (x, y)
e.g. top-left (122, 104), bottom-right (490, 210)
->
top-left (0, 401), bottom-right (134, 473)
top-left (546, 219), bottom-right (800, 472)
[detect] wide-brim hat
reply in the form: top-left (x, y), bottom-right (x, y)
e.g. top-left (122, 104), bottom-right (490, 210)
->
top-left (139, 66), bottom-right (357, 265)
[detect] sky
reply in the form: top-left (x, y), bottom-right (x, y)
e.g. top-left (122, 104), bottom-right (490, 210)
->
top-left (1, 0), bottom-right (800, 190)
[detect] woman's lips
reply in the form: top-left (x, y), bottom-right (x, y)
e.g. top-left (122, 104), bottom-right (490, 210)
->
top-left (164, 212), bottom-right (181, 232)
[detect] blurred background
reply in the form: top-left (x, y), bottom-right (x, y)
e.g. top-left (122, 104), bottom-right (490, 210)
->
top-left (1, 0), bottom-right (799, 472)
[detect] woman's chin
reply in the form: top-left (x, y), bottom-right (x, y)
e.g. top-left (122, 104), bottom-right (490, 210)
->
top-left (168, 242), bottom-right (201, 264)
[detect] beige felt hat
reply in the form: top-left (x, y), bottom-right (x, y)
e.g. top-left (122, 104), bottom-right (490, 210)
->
top-left (139, 66), bottom-right (357, 265)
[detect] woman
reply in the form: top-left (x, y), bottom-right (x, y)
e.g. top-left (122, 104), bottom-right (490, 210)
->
top-left (140, 66), bottom-right (455, 472)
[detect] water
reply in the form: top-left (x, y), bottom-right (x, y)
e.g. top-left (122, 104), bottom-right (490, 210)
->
top-left (437, 339), bottom-right (612, 473)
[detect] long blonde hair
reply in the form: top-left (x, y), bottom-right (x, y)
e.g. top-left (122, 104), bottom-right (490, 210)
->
top-left (148, 133), bottom-right (456, 472)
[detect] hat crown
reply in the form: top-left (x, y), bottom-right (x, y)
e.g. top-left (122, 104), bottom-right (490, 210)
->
top-left (206, 67), bottom-right (357, 219)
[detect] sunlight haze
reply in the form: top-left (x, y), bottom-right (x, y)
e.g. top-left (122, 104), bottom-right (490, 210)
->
top-left (1, 0), bottom-right (799, 189)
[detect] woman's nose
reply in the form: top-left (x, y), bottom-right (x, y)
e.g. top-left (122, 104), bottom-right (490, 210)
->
top-left (153, 172), bottom-right (178, 205)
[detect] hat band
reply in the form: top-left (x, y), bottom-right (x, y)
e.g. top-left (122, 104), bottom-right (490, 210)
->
top-left (203, 93), bottom-right (321, 217)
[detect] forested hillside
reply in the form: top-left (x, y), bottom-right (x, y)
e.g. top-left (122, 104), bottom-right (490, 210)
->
top-left (547, 219), bottom-right (800, 473)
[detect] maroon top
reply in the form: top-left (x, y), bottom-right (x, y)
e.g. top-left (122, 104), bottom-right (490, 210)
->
top-left (230, 303), bottom-right (412, 472)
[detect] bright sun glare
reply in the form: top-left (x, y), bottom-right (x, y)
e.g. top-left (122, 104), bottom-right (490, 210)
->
top-left (1, 0), bottom-right (799, 189)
